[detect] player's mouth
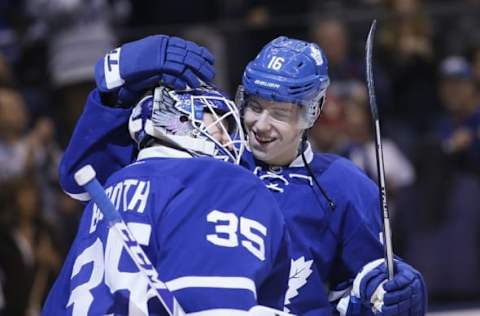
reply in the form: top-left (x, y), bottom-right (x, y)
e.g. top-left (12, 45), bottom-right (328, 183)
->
top-left (251, 131), bottom-right (275, 145)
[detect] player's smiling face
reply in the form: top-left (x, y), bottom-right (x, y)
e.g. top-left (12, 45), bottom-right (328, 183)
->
top-left (243, 97), bottom-right (304, 166)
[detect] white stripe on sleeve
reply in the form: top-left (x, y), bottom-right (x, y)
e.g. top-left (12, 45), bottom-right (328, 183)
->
top-left (166, 276), bottom-right (257, 299)
top-left (104, 47), bottom-right (125, 89)
top-left (65, 190), bottom-right (91, 201)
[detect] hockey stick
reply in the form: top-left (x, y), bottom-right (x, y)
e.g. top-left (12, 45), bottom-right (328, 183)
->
top-left (74, 165), bottom-right (186, 316)
top-left (365, 20), bottom-right (395, 280)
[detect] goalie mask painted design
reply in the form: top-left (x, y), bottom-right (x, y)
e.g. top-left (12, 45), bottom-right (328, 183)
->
top-left (129, 85), bottom-right (245, 164)
top-left (237, 36), bottom-right (330, 128)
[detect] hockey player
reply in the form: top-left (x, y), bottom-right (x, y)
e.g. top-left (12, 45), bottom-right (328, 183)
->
top-left (57, 35), bottom-right (427, 315)
top-left (236, 37), bottom-right (427, 316)
top-left (43, 84), bottom-right (291, 315)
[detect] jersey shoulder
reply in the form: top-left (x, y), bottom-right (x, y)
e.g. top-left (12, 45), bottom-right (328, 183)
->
top-left (309, 152), bottom-right (341, 173)
top-left (311, 152), bottom-right (380, 220)
top-left (311, 152), bottom-right (377, 190)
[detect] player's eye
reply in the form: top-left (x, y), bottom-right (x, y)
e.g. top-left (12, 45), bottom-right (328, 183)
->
top-left (246, 100), bottom-right (263, 113)
top-left (270, 109), bottom-right (292, 121)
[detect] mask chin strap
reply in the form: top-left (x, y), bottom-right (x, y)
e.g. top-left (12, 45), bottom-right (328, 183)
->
top-left (300, 132), bottom-right (336, 210)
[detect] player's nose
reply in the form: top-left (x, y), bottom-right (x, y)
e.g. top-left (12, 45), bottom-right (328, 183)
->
top-left (252, 111), bottom-right (271, 132)
top-left (208, 123), bottom-right (233, 149)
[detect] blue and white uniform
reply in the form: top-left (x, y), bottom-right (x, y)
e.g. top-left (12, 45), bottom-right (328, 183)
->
top-left (56, 89), bottom-right (386, 315)
top-left (55, 33), bottom-right (427, 315)
top-left (243, 147), bottom-right (385, 315)
top-left (44, 145), bottom-right (290, 315)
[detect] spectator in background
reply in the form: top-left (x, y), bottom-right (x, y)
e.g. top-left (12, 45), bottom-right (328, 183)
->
top-left (0, 52), bottom-right (13, 86)
top-left (0, 0), bottom-right (22, 67)
top-left (379, 0), bottom-right (437, 151)
top-left (395, 55), bottom-right (480, 302)
top-left (310, 17), bottom-right (392, 128)
top-left (310, 18), bottom-right (361, 81)
top-left (435, 56), bottom-right (480, 175)
top-left (0, 87), bottom-right (58, 182)
top-left (336, 80), bottom-right (415, 216)
top-left (308, 18), bottom-right (360, 154)
top-left (24, 0), bottom-right (130, 147)
top-left (437, 0), bottom-right (480, 57)
top-left (0, 176), bottom-right (61, 316)
top-left (309, 82), bottom-right (349, 152)
top-left (341, 81), bottom-right (415, 183)
top-left (0, 86), bottom-right (63, 226)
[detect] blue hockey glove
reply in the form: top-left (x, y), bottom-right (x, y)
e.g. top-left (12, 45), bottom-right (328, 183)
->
top-left (347, 259), bottom-right (427, 316)
top-left (95, 35), bottom-right (215, 106)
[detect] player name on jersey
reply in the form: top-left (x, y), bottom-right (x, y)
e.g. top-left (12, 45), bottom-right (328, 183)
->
top-left (90, 179), bottom-right (150, 233)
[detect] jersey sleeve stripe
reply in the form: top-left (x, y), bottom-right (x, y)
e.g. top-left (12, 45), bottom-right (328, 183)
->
top-left (64, 190), bottom-right (91, 201)
top-left (166, 276), bottom-right (257, 299)
top-left (328, 287), bottom-right (351, 302)
top-left (186, 308), bottom-right (249, 315)
top-left (104, 47), bottom-right (125, 89)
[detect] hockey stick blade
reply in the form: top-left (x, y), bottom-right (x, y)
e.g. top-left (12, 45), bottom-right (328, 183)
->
top-left (74, 165), bottom-right (186, 316)
top-left (365, 20), bottom-right (395, 280)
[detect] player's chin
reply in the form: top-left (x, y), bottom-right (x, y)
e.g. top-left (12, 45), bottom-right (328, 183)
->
top-left (250, 137), bottom-right (274, 153)
top-left (250, 147), bottom-right (272, 163)
top-left (249, 141), bottom-right (279, 162)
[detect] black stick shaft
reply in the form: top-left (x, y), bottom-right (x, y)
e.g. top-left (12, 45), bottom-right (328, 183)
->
top-left (365, 20), bottom-right (395, 280)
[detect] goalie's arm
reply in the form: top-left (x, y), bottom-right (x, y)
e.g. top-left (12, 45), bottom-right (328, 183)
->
top-left (58, 89), bottom-right (136, 201)
top-left (59, 34), bottom-right (217, 201)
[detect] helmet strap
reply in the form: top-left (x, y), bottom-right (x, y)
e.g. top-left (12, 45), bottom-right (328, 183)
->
top-left (300, 129), bottom-right (336, 210)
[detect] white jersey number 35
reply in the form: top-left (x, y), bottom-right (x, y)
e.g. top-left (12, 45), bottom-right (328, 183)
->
top-left (206, 210), bottom-right (267, 261)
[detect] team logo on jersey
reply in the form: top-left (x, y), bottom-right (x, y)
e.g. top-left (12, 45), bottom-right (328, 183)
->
top-left (284, 256), bottom-right (313, 312)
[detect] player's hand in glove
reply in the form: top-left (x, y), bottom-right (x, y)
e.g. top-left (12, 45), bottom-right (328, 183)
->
top-left (95, 35), bottom-right (215, 106)
top-left (347, 259), bottom-right (427, 316)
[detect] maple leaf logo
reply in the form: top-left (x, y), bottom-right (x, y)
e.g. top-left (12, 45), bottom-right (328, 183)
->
top-left (284, 256), bottom-right (313, 311)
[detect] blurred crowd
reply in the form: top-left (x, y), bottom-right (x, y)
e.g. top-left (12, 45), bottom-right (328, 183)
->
top-left (0, 0), bottom-right (480, 314)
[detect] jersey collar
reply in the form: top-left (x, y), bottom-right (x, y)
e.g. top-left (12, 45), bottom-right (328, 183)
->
top-left (137, 145), bottom-right (194, 160)
top-left (289, 141), bottom-right (313, 167)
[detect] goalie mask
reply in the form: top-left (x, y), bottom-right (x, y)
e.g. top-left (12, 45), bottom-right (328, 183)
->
top-left (129, 85), bottom-right (245, 164)
top-left (237, 36), bottom-right (330, 129)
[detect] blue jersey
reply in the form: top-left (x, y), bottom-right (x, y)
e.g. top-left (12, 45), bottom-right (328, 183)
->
top-left (45, 146), bottom-right (290, 315)
top-left (58, 89), bottom-right (386, 315)
top-left (58, 89), bottom-right (136, 202)
top-left (243, 147), bottom-right (385, 315)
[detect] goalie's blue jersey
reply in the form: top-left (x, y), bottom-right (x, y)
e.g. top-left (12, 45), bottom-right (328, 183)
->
top-left (44, 145), bottom-right (290, 315)
top-left (58, 89), bottom-right (386, 315)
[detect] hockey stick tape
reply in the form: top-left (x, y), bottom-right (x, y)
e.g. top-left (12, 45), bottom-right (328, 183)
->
top-left (74, 165), bottom-right (97, 186)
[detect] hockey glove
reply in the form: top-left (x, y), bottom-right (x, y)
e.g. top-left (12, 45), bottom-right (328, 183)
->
top-left (95, 35), bottom-right (215, 106)
top-left (347, 259), bottom-right (427, 316)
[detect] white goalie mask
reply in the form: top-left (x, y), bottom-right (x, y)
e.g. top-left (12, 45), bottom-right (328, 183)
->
top-left (129, 85), bottom-right (245, 164)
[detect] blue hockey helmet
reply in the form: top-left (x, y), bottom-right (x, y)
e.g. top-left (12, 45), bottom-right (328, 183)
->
top-left (129, 85), bottom-right (245, 164)
top-left (238, 36), bottom-right (330, 128)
